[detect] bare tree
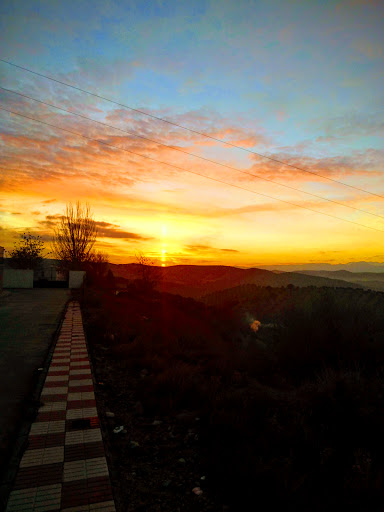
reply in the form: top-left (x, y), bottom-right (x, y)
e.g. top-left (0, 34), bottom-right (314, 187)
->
top-left (52, 202), bottom-right (98, 270)
top-left (85, 251), bottom-right (110, 283)
top-left (135, 250), bottom-right (160, 293)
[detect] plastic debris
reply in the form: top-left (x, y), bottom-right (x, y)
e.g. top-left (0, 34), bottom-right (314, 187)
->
top-left (106, 411), bottom-right (115, 418)
top-left (130, 441), bottom-right (140, 448)
top-left (200, 476), bottom-right (206, 480)
top-left (113, 425), bottom-right (126, 434)
top-left (178, 458), bottom-right (186, 463)
top-left (192, 487), bottom-right (203, 496)
top-left (152, 420), bottom-right (162, 426)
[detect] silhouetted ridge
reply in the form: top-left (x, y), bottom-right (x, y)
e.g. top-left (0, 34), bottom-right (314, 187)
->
top-left (110, 263), bottom-right (363, 298)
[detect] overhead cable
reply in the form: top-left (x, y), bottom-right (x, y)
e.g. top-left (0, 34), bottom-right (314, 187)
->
top-left (1, 105), bottom-right (383, 233)
top-left (1, 58), bottom-right (383, 199)
top-left (1, 85), bottom-right (383, 221)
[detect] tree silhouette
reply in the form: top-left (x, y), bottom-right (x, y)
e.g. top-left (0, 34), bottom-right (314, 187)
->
top-left (9, 232), bottom-right (45, 269)
top-left (52, 202), bottom-right (97, 270)
top-left (135, 250), bottom-right (159, 293)
top-left (85, 251), bottom-right (110, 284)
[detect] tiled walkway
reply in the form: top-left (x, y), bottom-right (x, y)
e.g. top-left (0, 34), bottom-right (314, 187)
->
top-left (5, 301), bottom-right (116, 512)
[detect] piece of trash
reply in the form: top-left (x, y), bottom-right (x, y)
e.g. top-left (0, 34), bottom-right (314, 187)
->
top-left (113, 425), bottom-right (126, 434)
top-left (200, 476), bottom-right (206, 480)
top-left (195, 417), bottom-right (200, 421)
top-left (192, 487), bottom-right (203, 496)
top-left (152, 420), bottom-right (162, 426)
top-left (130, 441), bottom-right (140, 448)
top-left (38, 368), bottom-right (43, 371)
top-left (178, 458), bottom-right (186, 463)
top-left (162, 480), bottom-right (172, 488)
top-left (98, 381), bottom-right (105, 386)
top-left (106, 411), bottom-right (115, 418)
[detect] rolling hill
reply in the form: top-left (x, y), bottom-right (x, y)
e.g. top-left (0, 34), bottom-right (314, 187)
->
top-left (109, 264), bottom-right (364, 298)
top-left (297, 270), bottom-right (384, 292)
top-left (259, 262), bottom-right (384, 273)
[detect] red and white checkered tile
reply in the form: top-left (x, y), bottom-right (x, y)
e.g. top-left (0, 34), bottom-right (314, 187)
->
top-left (6, 301), bottom-right (116, 512)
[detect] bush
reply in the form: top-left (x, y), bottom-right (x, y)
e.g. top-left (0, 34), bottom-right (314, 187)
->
top-left (274, 290), bottom-right (384, 382)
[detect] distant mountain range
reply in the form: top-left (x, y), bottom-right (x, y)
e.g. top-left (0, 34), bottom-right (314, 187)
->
top-left (296, 270), bottom-right (384, 292)
top-left (258, 262), bottom-right (384, 273)
top-left (110, 263), bottom-right (366, 298)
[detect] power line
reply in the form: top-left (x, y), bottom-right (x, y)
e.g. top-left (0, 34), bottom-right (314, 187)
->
top-left (1, 105), bottom-right (383, 234)
top-left (1, 57), bottom-right (383, 200)
top-left (1, 85), bottom-right (384, 222)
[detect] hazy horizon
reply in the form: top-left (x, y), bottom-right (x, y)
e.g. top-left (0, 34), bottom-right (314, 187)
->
top-left (10, 256), bottom-right (381, 273)
top-left (2, 245), bottom-right (384, 272)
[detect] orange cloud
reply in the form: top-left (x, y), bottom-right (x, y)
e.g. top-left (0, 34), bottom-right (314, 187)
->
top-left (94, 221), bottom-right (153, 241)
top-left (1, 97), bottom-right (383, 267)
top-left (184, 244), bottom-right (240, 254)
top-left (248, 149), bottom-right (384, 181)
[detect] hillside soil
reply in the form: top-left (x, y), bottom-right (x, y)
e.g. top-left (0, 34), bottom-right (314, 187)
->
top-left (87, 335), bottom-right (226, 512)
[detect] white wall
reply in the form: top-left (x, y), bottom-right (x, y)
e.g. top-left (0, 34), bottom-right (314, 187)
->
top-left (0, 246), bottom-right (4, 291)
top-left (69, 270), bottom-right (86, 289)
top-left (3, 269), bottom-right (34, 288)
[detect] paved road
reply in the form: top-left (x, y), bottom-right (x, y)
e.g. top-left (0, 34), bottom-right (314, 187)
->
top-left (0, 289), bottom-right (69, 482)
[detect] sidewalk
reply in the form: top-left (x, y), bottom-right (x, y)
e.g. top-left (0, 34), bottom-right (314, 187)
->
top-left (4, 301), bottom-right (116, 511)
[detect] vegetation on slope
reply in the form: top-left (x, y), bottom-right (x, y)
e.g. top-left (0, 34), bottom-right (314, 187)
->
top-left (110, 263), bottom-right (363, 298)
top-left (82, 280), bottom-right (384, 511)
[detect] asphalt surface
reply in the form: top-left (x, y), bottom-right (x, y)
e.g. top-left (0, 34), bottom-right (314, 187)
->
top-left (0, 289), bottom-right (69, 484)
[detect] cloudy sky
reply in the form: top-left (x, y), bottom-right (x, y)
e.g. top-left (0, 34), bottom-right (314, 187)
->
top-left (1, 0), bottom-right (383, 266)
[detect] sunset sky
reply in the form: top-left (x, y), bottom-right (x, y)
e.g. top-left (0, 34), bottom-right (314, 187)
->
top-left (1, 0), bottom-right (383, 266)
